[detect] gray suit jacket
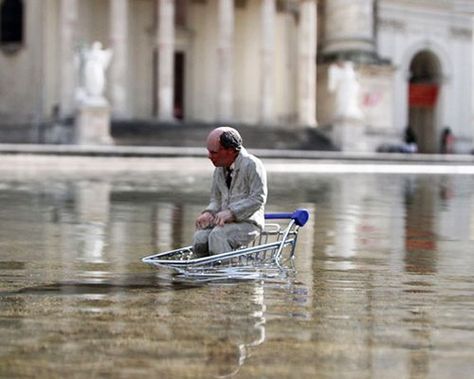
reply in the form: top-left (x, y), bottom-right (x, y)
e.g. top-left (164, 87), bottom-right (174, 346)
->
top-left (204, 147), bottom-right (267, 230)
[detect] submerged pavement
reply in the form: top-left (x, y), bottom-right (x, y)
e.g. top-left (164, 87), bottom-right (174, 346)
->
top-left (1, 144), bottom-right (474, 378)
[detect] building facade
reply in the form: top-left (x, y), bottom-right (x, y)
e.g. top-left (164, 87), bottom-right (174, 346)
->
top-left (0, 0), bottom-right (472, 152)
top-left (377, 0), bottom-right (473, 153)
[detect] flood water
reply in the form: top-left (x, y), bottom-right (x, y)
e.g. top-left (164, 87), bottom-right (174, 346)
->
top-left (0, 157), bottom-right (474, 378)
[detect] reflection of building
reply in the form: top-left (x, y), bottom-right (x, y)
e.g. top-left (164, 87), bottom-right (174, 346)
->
top-left (0, 1), bottom-right (472, 152)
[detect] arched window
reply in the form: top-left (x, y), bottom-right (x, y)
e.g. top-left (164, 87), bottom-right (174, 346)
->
top-left (1, 0), bottom-right (23, 45)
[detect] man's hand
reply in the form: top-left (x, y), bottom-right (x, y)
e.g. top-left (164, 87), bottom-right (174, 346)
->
top-left (195, 211), bottom-right (215, 229)
top-left (214, 209), bottom-right (235, 226)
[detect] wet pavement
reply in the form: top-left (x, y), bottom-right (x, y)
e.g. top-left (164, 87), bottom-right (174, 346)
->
top-left (0, 154), bottom-right (474, 378)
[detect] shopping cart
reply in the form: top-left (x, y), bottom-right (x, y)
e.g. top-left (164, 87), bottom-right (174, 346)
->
top-left (141, 209), bottom-right (310, 281)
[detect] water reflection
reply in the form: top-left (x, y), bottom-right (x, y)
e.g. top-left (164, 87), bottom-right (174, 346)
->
top-left (75, 181), bottom-right (110, 263)
top-left (404, 176), bottom-right (438, 274)
top-left (2, 276), bottom-right (297, 378)
top-left (0, 171), bottom-right (474, 377)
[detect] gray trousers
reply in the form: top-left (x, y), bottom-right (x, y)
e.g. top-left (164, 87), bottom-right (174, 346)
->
top-left (192, 222), bottom-right (261, 257)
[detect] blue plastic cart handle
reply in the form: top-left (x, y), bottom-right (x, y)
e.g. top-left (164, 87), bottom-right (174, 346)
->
top-left (264, 209), bottom-right (310, 227)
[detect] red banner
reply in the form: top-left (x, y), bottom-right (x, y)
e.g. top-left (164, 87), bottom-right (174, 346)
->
top-left (409, 84), bottom-right (439, 107)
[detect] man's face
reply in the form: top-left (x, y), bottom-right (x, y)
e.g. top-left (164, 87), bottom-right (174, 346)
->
top-left (207, 138), bottom-right (235, 167)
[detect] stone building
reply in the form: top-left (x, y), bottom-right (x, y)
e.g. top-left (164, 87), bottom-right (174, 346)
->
top-left (0, 0), bottom-right (472, 152)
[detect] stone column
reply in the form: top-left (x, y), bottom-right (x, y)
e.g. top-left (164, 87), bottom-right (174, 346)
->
top-left (59, 0), bottom-right (78, 118)
top-left (217, 0), bottom-right (234, 122)
top-left (297, 0), bottom-right (317, 127)
top-left (156, 0), bottom-right (175, 122)
top-left (260, 0), bottom-right (276, 125)
top-left (472, 16), bottom-right (474, 151)
top-left (109, 0), bottom-right (129, 118)
top-left (322, 0), bottom-right (375, 60)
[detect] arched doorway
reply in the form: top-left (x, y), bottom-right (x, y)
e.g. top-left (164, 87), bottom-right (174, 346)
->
top-left (408, 50), bottom-right (442, 153)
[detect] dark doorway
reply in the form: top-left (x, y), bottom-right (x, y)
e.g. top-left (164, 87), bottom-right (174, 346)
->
top-left (152, 48), bottom-right (158, 117)
top-left (151, 50), bottom-right (185, 120)
top-left (174, 52), bottom-right (185, 120)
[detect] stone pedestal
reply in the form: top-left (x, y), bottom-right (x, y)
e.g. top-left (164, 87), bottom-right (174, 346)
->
top-left (317, 62), bottom-right (396, 152)
top-left (330, 118), bottom-right (367, 152)
top-left (75, 104), bottom-right (113, 145)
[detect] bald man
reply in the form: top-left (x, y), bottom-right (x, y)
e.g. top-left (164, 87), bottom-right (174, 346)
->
top-left (193, 127), bottom-right (267, 257)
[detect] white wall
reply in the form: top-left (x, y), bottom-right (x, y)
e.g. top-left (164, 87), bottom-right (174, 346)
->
top-left (0, 1), bottom-right (44, 123)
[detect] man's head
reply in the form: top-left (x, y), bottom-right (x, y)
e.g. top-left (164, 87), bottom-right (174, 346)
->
top-left (207, 127), bottom-right (242, 167)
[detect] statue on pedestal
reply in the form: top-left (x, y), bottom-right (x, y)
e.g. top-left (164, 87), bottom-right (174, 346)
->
top-left (75, 41), bottom-right (113, 106)
top-left (328, 61), bottom-right (363, 120)
top-left (73, 41), bottom-right (114, 145)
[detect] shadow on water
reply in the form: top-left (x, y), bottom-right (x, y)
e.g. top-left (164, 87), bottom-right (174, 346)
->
top-left (0, 261), bottom-right (26, 270)
top-left (0, 273), bottom-right (201, 297)
top-left (1, 271), bottom-right (281, 297)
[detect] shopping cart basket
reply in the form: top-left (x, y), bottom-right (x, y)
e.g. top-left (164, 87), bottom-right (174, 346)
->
top-left (141, 209), bottom-right (309, 280)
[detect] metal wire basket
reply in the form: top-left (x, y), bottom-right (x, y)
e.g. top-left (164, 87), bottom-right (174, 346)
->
top-left (141, 209), bottom-right (309, 281)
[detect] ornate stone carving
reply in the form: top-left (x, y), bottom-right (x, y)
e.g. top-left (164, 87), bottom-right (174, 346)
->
top-left (378, 18), bottom-right (406, 32)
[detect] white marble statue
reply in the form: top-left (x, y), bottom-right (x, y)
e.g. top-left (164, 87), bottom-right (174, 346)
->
top-left (75, 41), bottom-right (113, 106)
top-left (328, 61), bottom-right (363, 120)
